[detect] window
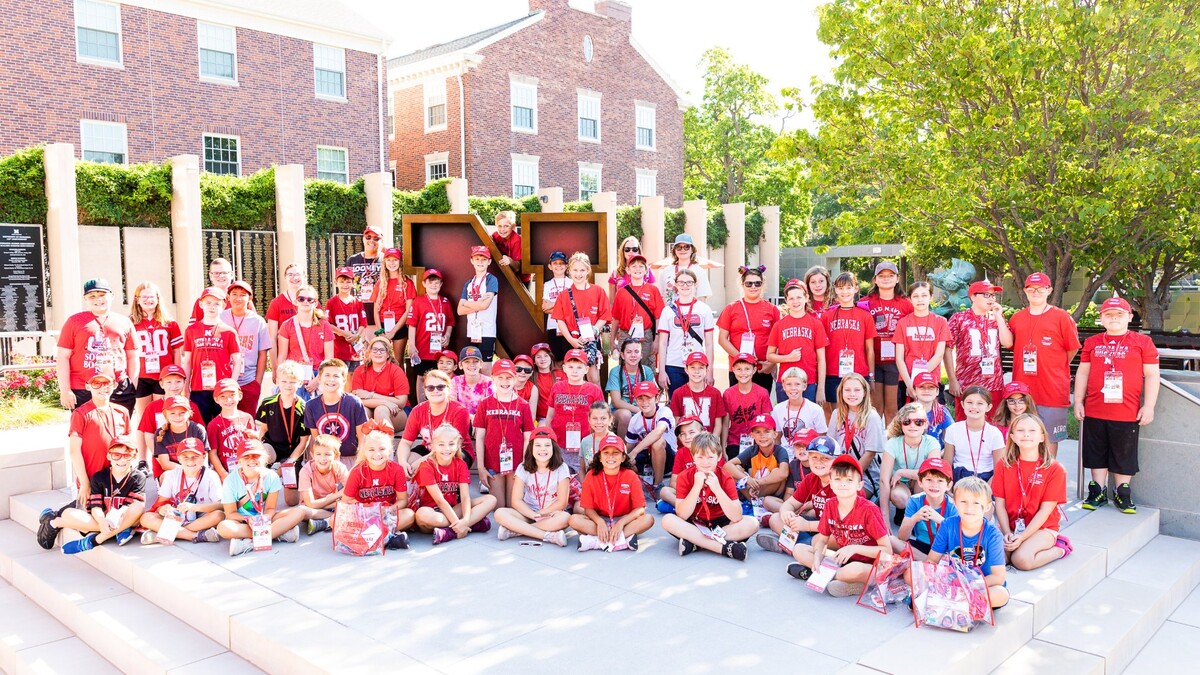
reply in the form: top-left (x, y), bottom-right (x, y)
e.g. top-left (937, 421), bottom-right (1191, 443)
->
top-left (512, 154), bottom-right (539, 198)
top-left (424, 80), bottom-right (447, 132)
top-left (317, 147), bottom-right (348, 183)
top-left (74, 0), bottom-right (121, 65)
top-left (314, 44), bottom-right (346, 99)
top-left (636, 169), bottom-right (657, 204)
top-left (425, 151), bottom-right (449, 183)
top-left (198, 22), bottom-right (236, 82)
top-left (578, 163), bottom-right (601, 201)
top-left (203, 135), bottom-right (240, 175)
top-left (80, 120), bottom-right (127, 164)
top-left (510, 76), bottom-right (537, 133)
top-left (636, 102), bottom-right (656, 150)
top-left (578, 90), bottom-right (601, 142)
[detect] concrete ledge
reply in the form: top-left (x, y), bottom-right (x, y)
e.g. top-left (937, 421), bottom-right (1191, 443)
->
top-left (9, 489), bottom-right (74, 533)
top-left (0, 425), bottom-right (67, 469)
top-left (0, 520), bottom-right (48, 582)
top-left (856, 600), bottom-right (1034, 674)
top-left (1007, 543), bottom-right (1107, 633)
top-left (0, 581), bottom-right (75, 674)
top-left (1170, 586), bottom-right (1200, 629)
top-left (11, 636), bottom-right (122, 675)
top-left (1057, 507), bottom-right (1159, 574)
top-left (1123, 621), bottom-right (1200, 674)
top-left (0, 464), bottom-right (54, 520)
top-left (990, 639), bottom-right (1104, 675)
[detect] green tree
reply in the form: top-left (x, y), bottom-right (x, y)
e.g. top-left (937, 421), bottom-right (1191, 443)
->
top-left (798, 0), bottom-right (1200, 319)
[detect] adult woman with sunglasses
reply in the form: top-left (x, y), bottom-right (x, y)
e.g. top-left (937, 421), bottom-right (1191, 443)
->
top-left (351, 336), bottom-right (410, 433)
top-left (655, 233), bottom-right (717, 304)
top-left (398, 369), bottom-right (472, 472)
top-left (609, 236), bottom-right (656, 289)
top-left (276, 284), bottom-right (335, 402)
top-left (717, 265), bottom-right (780, 391)
top-left (266, 263), bottom-right (307, 368)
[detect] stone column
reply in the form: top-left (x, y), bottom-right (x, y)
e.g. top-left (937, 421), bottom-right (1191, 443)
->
top-left (537, 187), bottom-right (563, 213)
top-left (707, 246), bottom-right (727, 309)
top-left (683, 199), bottom-right (707, 257)
top-left (363, 171), bottom-right (395, 247)
top-left (591, 191), bottom-right (618, 280)
top-left (168, 154), bottom-right (203, 319)
top-left (447, 178), bottom-right (469, 214)
top-left (759, 205), bottom-right (781, 300)
top-left (723, 203), bottom-right (746, 306)
top-left (44, 143), bottom-right (82, 326)
top-left (640, 196), bottom-right (666, 269)
top-left (275, 164), bottom-right (307, 283)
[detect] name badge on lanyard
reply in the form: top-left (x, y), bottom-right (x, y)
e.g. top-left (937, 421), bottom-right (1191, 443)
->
top-left (499, 440), bottom-right (514, 473)
top-left (565, 423), bottom-right (582, 451)
top-left (838, 349), bottom-right (855, 377)
top-left (739, 333), bottom-right (757, 357)
top-left (739, 434), bottom-right (754, 455)
top-left (1022, 345), bottom-right (1038, 374)
top-left (145, 354), bottom-right (161, 374)
top-left (382, 310), bottom-right (396, 333)
top-left (630, 316), bottom-right (644, 340)
top-left (980, 356), bottom-right (996, 376)
top-left (577, 317), bottom-right (595, 341)
top-left (200, 360), bottom-right (217, 389)
top-left (912, 359), bottom-right (928, 375)
top-left (156, 514), bottom-right (182, 544)
top-left (251, 515), bottom-right (273, 551)
top-left (1102, 371), bottom-right (1124, 404)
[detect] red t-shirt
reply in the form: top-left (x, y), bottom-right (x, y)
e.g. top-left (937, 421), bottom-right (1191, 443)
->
top-left (717, 299), bottom-right (782, 362)
top-left (402, 402), bottom-right (473, 455)
top-left (894, 313), bottom-right (951, 380)
top-left (818, 495), bottom-right (888, 561)
top-left (138, 398), bottom-right (204, 433)
top-left (414, 457), bottom-right (471, 508)
top-left (550, 284), bottom-right (611, 338)
top-left (1009, 307), bottom-right (1082, 408)
top-left (864, 295), bottom-right (914, 364)
top-left (277, 318), bottom-right (335, 368)
top-left (721, 385), bottom-right (773, 441)
top-left (534, 370), bottom-right (566, 419)
top-left (352, 362), bottom-right (410, 398)
top-left (767, 314), bottom-right (830, 384)
top-left (207, 412), bottom-right (256, 472)
top-left (821, 305), bottom-right (878, 377)
top-left (794, 473), bottom-right (836, 519)
top-left (492, 231), bottom-right (530, 283)
top-left (671, 445), bottom-right (727, 474)
top-left (266, 294), bottom-right (296, 326)
top-left (344, 461), bottom-right (408, 506)
top-left (1080, 331), bottom-right (1159, 422)
top-left (325, 295), bottom-right (368, 361)
top-left (669, 385), bottom-right (728, 432)
top-left (579, 469), bottom-right (645, 518)
top-left (182, 321), bottom-right (241, 390)
top-left (992, 459), bottom-right (1066, 531)
top-left (69, 401), bottom-right (132, 478)
top-left (58, 311), bottom-right (137, 389)
top-left (674, 465), bottom-right (737, 523)
top-left (547, 381), bottom-right (604, 445)
top-left (472, 396), bottom-right (535, 472)
top-left (947, 310), bottom-right (1004, 390)
top-left (406, 294), bottom-right (455, 360)
top-left (372, 276), bottom-right (416, 319)
top-left (132, 319), bottom-right (183, 380)
top-left (609, 282), bottom-right (665, 333)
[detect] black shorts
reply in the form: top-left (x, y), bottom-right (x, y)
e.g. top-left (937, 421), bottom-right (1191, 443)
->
top-left (1082, 416), bottom-right (1141, 475)
top-left (693, 515), bottom-right (732, 529)
top-left (874, 362), bottom-right (900, 386)
top-left (824, 376), bottom-right (843, 403)
top-left (470, 337), bottom-right (496, 361)
top-left (724, 444), bottom-right (741, 460)
top-left (135, 377), bottom-right (164, 398)
top-left (345, 360), bottom-right (362, 374)
top-left (390, 326), bottom-right (409, 340)
top-left (410, 444), bottom-right (475, 469)
top-left (547, 331), bottom-right (570, 362)
top-left (910, 538), bottom-right (932, 555)
top-left (633, 446), bottom-right (675, 477)
top-left (412, 359), bottom-right (439, 377)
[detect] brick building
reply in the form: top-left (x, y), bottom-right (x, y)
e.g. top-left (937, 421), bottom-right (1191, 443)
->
top-left (0, 0), bottom-right (389, 181)
top-left (387, 0), bottom-right (686, 206)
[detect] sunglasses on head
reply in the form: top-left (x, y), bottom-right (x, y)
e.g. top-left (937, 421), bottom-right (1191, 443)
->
top-left (515, 366), bottom-right (533, 374)
top-left (424, 384), bottom-right (447, 392)
top-left (296, 296), bottom-right (317, 303)
top-left (901, 418), bottom-right (928, 427)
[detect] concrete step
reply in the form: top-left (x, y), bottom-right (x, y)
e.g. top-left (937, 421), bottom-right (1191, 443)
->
top-left (1006, 542), bottom-right (1107, 633)
top-left (10, 637), bottom-right (123, 675)
top-left (1056, 506), bottom-right (1159, 574)
top-left (1123, 621), bottom-right (1200, 674)
top-left (856, 601), bottom-right (1034, 675)
top-left (989, 640), bottom-right (1104, 675)
top-left (0, 427), bottom-right (68, 522)
top-left (0, 577), bottom-right (118, 675)
top-left (8, 489), bottom-right (74, 534)
top-left (1036, 535), bottom-right (1200, 675)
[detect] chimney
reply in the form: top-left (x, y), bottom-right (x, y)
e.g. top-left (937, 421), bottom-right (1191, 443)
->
top-left (528, 0), bottom-right (570, 13)
top-left (595, 0), bottom-right (633, 23)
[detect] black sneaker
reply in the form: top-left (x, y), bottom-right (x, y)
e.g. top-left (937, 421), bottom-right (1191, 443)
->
top-left (678, 538), bottom-right (697, 557)
top-left (892, 508), bottom-right (905, 527)
top-left (386, 531), bottom-right (410, 550)
top-left (1082, 481), bottom-right (1107, 510)
top-left (37, 508), bottom-right (61, 550)
top-left (786, 562), bottom-right (812, 581)
top-left (627, 534), bottom-right (639, 551)
top-left (722, 541), bottom-right (748, 561)
top-left (1113, 484), bottom-right (1137, 514)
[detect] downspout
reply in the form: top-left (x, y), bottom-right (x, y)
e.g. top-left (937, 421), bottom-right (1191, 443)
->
top-left (377, 48), bottom-right (387, 171)
top-left (457, 67), bottom-right (466, 179)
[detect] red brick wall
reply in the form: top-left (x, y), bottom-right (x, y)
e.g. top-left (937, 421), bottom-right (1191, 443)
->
top-left (0, 1), bottom-right (382, 179)
top-left (389, 76), bottom-right (464, 189)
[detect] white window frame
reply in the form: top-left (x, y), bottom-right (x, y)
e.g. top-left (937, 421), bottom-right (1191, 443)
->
top-left (80, 119), bottom-right (128, 165)
top-left (511, 154), bottom-right (539, 198)
top-left (74, 0), bottom-right (123, 67)
top-left (424, 79), bottom-right (447, 133)
top-left (578, 162), bottom-right (602, 201)
top-left (510, 75), bottom-right (538, 134)
top-left (202, 134), bottom-right (241, 176)
top-left (577, 89), bottom-right (601, 143)
top-left (636, 101), bottom-right (657, 151)
top-left (636, 168), bottom-right (657, 204)
top-left (313, 44), bottom-right (347, 101)
top-left (197, 21), bottom-right (237, 84)
top-left (425, 151), bottom-right (449, 184)
top-left (316, 146), bottom-right (349, 183)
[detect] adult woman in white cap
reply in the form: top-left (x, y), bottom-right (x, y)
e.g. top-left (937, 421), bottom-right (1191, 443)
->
top-left (654, 233), bottom-right (720, 304)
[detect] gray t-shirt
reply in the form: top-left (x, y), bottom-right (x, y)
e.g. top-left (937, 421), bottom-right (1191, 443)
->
top-left (514, 464), bottom-right (571, 511)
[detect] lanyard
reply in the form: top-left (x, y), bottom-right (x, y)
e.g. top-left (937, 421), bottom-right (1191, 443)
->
top-left (923, 494), bottom-right (947, 543)
top-left (532, 468), bottom-right (551, 509)
top-left (911, 313), bottom-right (937, 361)
top-left (107, 468), bottom-right (131, 510)
top-left (676, 301), bottom-right (697, 336)
top-left (426, 295), bottom-right (448, 333)
top-left (278, 398), bottom-right (297, 443)
top-left (1104, 332), bottom-right (1131, 372)
top-left (425, 403), bottom-right (448, 442)
top-left (965, 424), bottom-right (986, 472)
top-left (1015, 460), bottom-right (1040, 521)
top-left (601, 471), bottom-right (620, 517)
top-left (901, 438), bottom-right (918, 469)
top-left (177, 467), bottom-right (203, 504)
top-left (492, 395), bottom-right (518, 442)
top-left (97, 405), bottom-right (117, 439)
top-left (958, 522), bottom-right (984, 567)
top-left (242, 472), bottom-right (265, 513)
top-left (623, 366), bottom-right (642, 399)
top-left (786, 402), bottom-right (803, 434)
top-left (739, 300), bottom-right (756, 343)
top-left (468, 274), bottom-right (486, 300)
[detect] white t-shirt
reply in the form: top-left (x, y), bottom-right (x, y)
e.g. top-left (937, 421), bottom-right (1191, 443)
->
top-left (624, 406), bottom-right (677, 451)
top-left (828, 409), bottom-right (886, 497)
top-left (943, 421), bottom-right (1005, 474)
top-left (514, 464), bottom-right (571, 511)
top-left (656, 300), bottom-right (715, 368)
top-left (542, 277), bottom-right (571, 330)
top-left (771, 399), bottom-right (829, 457)
top-left (156, 467), bottom-right (223, 523)
top-left (461, 273), bottom-right (499, 339)
top-left (659, 263), bottom-right (713, 303)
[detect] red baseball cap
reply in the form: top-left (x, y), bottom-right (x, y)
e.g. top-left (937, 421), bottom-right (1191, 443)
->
top-left (334, 267), bottom-right (354, 280)
top-left (731, 352), bottom-right (757, 367)
top-left (199, 286), bottom-right (226, 302)
top-left (160, 364), bottom-right (187, 380)
top-left (237, 439), bottom-right (268, 459)
top-left (750, 414), bottom-right (776, 432)
top-left (86, 369), bottom-right (114, 385)
top-left (383, 247), bottom-right (402, 260)
top-left (1024, 272), bottom-right (1052, 288)
top-left (492, 359), bottom-right (516, 377)
top-left (791, 428), bottom-right (820, 450)
top-left (564, 349), bottom-right (587, 364)
top-left (438, 350), bottom-right (458, 363)
top-left (627, 254), bottom-right (648, 266)
top-left (968, 280), bottom-right (1002, 295)
top-left (631, 380), bottom-right (659, 399)
top-left (917, 456), bottom-right (953, 480)
top-left (675, 415), bottom-right (704, 434)
top-left (107, 437), bottom-right (138, 456)
top-left (531, 343), bottom-right (552, 357)
top-left (912, 372), bottom-right (939, 389)
top-left (1002, 381), bottom-right (1032, 399)
top-left (470, 246), bottom-right (491, 259)
top-left (163, 395), bottom-right (191, 412)
top-left (684, 352), bottom-right (709, 367)
top-left (175, 437), bottom-right (207, 457)
top-left (531, 426), bottom-right (559, 443)
top-left (597, 434), bottom-right (625, 453)
top-left (228, 280), bottom-right (253, 296)
top-left (364, 224), bottom-right (384, 237)
top-left (1099, 297), bottom-right (1132, 314)
top-left (513, 354), bottom-right (534, 366)
top-left (213, 379), bottom-right (241, 398)
top-left (784, 278), bottom-right (804, 291)
top-left (360, 418), bottom-right (395, 436)
top-left (831, 454), bottom-right (863, 475)
top-left (423, 268), bottom-right (443, 280)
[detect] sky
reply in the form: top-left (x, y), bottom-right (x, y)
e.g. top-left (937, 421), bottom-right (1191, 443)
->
top-left (339, 0), bottom-right (836, 131)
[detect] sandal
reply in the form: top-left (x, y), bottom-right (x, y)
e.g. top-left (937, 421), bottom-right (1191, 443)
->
top-left (1054, 534), bottom-right (1073, 559)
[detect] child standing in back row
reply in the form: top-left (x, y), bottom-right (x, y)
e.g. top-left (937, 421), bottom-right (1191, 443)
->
top-left (551, 252), bottom-right (611, 384)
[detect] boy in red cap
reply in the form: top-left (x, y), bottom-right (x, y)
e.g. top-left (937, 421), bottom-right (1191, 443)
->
top-left (757, 433), bottom-right (838, 554)
top-left (327, 267), bottom-right (371, 372)
top-left (894, 456), bottom-right (956, 559)
top-left (721, 353), bottom-right (773, 459)
top-left (182, 286), bottom-right (244, 423)
top-left (911, 371), bottom-right (953, 446)
top-left (661, 431), bottom-right (756, 560)
top-left (726, 415), bottom-right (789, 507)
top-left (42, 436), bottom-right (146, 554)
top-left (1075, 297), bottom-right (1160, 514)
top-left (457, 245), bottom-right (499, 369)
top-left (787, 454), bottom-right (890, 597)
top-left (624, 380), bottom-right (676, 487)
top-left (544, 349), bottom-right (604, 470)
top-left (140, 437), bottom-right (224, 545)
top-left (669, 351), bottom-right (727, 437)
top-left (473, 359), bottom-right (535, 509)
top-left (65, 370), bottom-right (132, 506)
top-left (569, 434), bottom-right (655, 551)
top-left (217, 439), bottom-right (306, 556)
top-left (408, 268), bottom-right (455, 399)
top-left (138, 365), bottom-right (203, 456)
top-left (946, 279), bottom-right (1012, 420)
top-left (207, 379), bottom-right (259, 479)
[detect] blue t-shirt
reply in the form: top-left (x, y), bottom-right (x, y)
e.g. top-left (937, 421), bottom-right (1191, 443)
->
top-left (220, 468), bottom-right (283, 517)
top-left (925, 405), bottom-right (953, 446)
top-left (903, 493), bottom-right (959, 546)
top-left (605, 364), bottom-right (656, 404)
top-left (302, 394), bottom-right (368, 457)
top-left (931, 516), bottom-right (1004, 573)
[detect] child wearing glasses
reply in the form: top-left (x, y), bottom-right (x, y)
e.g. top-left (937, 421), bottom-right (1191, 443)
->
top-left (879, 402), bottom-right (943, 526)
top-left (399, 369), bottom-right (474, 471)
top-left (946, 280), bottom-right (1013, 420)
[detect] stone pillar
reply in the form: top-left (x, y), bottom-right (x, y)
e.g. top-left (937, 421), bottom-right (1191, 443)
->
top-left (683, 199), bottom-right (708, 257)
top-left (723, 203), bottom-right (746, 307)
top-left (707, 246), bottom-right (727, 309)
top-left (759, 205), bottom-right (781, 300)
top-left (447, 178), bottom-right (469, 214)
top-left (274, 164), bottom-right (307, 285)
top-left (44, 144), bottom-right (82, 326)
top-left (537, 187), bottom-right (563, 213)
top-left (363, 171), bottom-right (395, 247)
top-left (640, 196), bottom-right (666, 269)
top-left (168, 154), bottom-right (203, 319)
top-left (591, 191), bottom-right (618, 280)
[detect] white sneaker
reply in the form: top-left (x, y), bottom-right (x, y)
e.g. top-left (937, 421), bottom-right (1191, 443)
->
top-left (544, 530), bottom-right (567, 547)
top-left (827, 580), bottom-right (865, 598)
top-left (140, 530), bottom-right (156, 546)
top-left (577, 534), bottom-right (603, 552)
top-left (497, 525), bottom-right (512, 541)
top-left (277, 525), bottom-right (300, 543)
top-left (229, 538), bottom-right (253, 557)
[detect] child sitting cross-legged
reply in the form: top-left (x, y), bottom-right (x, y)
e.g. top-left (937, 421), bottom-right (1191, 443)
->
top-left (139, 437), bottom-right (224, 544)
top-left (924, 476), bottom-right (1009, 608)
top-left (756, 435), bottom-right (840, 555)
top-left (217, 439), bottom-right (307, 556)
top-left (992, 413), bottom-right (1070, 570)
top-left (297, 433), bottom-right (350, 535)
top-left (661, 432), bottom-right (757, 561)
top-left (569, 434), bottom-right (655, 551)
top-left (413, 424), bottom-right (497, 545)
top-left (656, 416), bottom-right (714, 513)
top-left (49, 437), bottom-right (146, 554)
top-left (493, 427), bottom-right (572, 547)
top-left (892, 457), bottom-right (956, 560)
top-left (341, 429), bottom-right (416, 550)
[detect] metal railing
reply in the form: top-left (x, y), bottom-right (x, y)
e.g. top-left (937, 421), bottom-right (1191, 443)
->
top-left (0, 331), bottom-right (58, 372)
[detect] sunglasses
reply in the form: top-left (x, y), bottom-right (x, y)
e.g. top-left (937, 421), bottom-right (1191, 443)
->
top-left (424, 384), bottom-right (447, 392)
top-left (743, 281), bottom-right (763, 288)
top-left (624, 246), bottom-right (640, 252)
top-left (515, 366), bottom-right (533, 374)
top-left (901, 418), bottom-right (928, 427)
top-left (296, 296), bottom-right (317, 303)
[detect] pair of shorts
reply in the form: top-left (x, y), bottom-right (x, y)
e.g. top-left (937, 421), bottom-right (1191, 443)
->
top-left (134, 377), bottom-right (164, 398)
top-left (469, 337), bottom-right (496, 361)
top-left (1039, 406), bottom-right (1070, 443)
top-left (388, 326), bottom-right (409, 340)
top-left (874, 362), bottom-right (901, 386)
top-left (345, 359), bottom-right (362, 374)
top-left (952, 465), bottom-right (994, 484)
top-left (1081, 416), bottom-right (1140, 475)
top-left (824, 376), bottom-right (843, 403)
top-left (692, 515), bottom-right (732, 529)
top-left (633, 445), bottom-right (676, 477)
top-left (582, 339), bottom-right (602, 367)
top-left (411, 358), bottom-right (439, 377)
top-left (909, 538), bottom-right (933, 555)
top-left (411, 444), bottom-right (476, 469)
top-left (237, 380), bottom-right (262, 416)
top-left (547, 331), bottom-right (570, 362)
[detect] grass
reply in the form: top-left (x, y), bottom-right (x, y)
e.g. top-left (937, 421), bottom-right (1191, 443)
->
top-left (0, 397), bottom-right (68, 430)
